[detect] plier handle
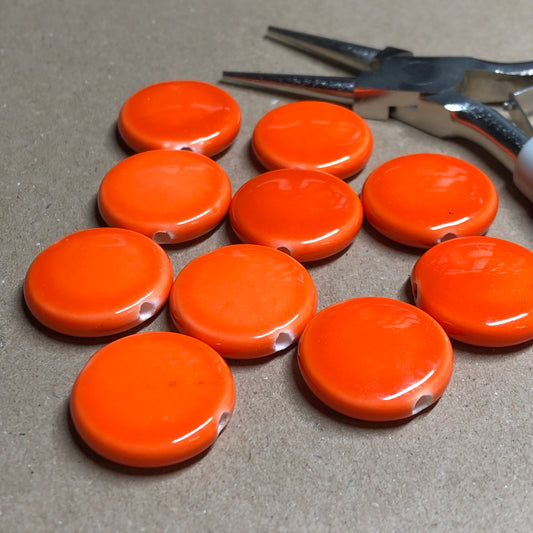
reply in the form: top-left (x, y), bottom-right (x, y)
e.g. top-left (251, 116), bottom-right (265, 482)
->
top-left (223, 26), bottom-right (533, 202)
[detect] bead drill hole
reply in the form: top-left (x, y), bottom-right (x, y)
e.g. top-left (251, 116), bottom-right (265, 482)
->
top-left (218, 411), bottom-right (231, 434)
top-left (438, 232), bottom-right (457, 243)
top-left (153, 231), bottom-right (173, 244)
top-left (274, 331), bottom-right (294, 351)
top-left (412, 394), bottom-right (434, 415)
top-left (411, 279), bottom-right (419, 303)
top-left (139, 301), bottom-right (157, 321)
top-left (277, 246), bottom-right (292, 256)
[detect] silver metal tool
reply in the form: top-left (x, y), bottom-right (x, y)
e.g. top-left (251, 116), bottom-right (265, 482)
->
top-left (222, 26), bottom-right (533, 201)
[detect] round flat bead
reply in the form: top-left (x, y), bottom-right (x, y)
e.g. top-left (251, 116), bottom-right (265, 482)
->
top-left (98, 150), bottom-right (232, 244)
top-left (24, 228), bottom-right (173, 337)
top-left (229, 168), bottom-right (363, 262)
top-left (169, 244), bottom-right (317, 358)
top-left (118, 80), bottom-right (241, 156)
top-left (252, 101), bottom-right (373, 179)
top-left (411, 236), bottom-right (533, 347)
top-left (361, 153), bottom-right (498, 248)
top-left (298, 297), bottom-right (453, 422)
top-left (70, 331), bottom-right (235, 467)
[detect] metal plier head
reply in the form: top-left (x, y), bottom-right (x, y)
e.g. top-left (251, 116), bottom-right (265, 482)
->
top-left (222, 27), bottom-right (533, 181)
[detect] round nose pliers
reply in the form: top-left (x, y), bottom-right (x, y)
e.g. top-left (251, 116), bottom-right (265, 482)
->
top-left (223, 26), bottom-right (533, 202)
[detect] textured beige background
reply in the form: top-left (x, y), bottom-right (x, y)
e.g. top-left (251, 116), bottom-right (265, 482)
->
top-left (1, 0), bottom-right (532, 531)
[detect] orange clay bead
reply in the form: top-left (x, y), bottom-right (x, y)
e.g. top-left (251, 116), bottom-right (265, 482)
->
top-left (411, 236), bottom-right (533, 347)
top-left (229, 168), bottom-right (363, 262)
top-left (298, 297), bottom-right (453, 422)
top-left (24, 228), bottom-right (173, 337)
top-left (252, 101), bottom-right (373, 179)
top-left (98, 150), bottom-right (232, 244)
top-left (361, 153), bottom-right (498, 248)
top-left (70, 332), bottom-right (235, 467)
top-left (169, 244), bottom-right (317, 358)
top-left (118, 80), bottom-right (241, 156)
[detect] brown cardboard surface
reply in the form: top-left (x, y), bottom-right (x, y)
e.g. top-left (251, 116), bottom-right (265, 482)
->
top-left (1, 1), bottom-right (532, 531)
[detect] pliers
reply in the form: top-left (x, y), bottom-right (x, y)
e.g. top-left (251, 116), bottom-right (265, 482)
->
top-left (222, 26), bottom-right (533, 202)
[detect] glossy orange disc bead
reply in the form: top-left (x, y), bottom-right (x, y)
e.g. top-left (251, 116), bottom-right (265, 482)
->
top-left (229, 168), bottom-right (363, 262)
top-left (70, 331), bottom-right (235, 467)
top-left (98, 150), bottom-right (232, 244)
top-left (24, 228), bottom-right (173, 337)
top-left (411, 236), bottom-right (533, 347)
top-left (361, 153), bottom-right (498, 248)
top-left (252, 101), bottom-right (373, 179)
top-left (118, 80), bottom-right (241, 156)
top-left (298, 297), bottom-right (453, 421)
top-left (169, 244), bottom-right (317, 358)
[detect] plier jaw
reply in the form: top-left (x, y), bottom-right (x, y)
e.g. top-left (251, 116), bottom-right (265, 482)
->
top-left (263, 26), bottom-right (414, 73)
top-left (222, 26), bottom-right (533, 201)
top-left (223, 26), bottom-right (533, 117)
